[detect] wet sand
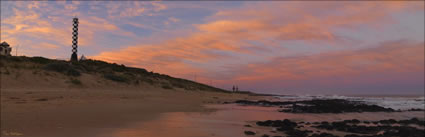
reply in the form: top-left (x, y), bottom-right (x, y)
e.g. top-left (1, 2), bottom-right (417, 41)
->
top-left (2, 87), bottom-right (423, 137)
top-left (96, 104), bottom-right (425, 137)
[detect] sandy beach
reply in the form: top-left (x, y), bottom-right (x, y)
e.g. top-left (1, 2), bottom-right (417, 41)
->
top-left (2, 85), bottom-right (423, 137)
top-left (1, 87), bottom-right (261, 137)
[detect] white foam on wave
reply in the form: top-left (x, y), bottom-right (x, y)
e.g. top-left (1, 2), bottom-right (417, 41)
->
top-left (276, 95), bottom-right (425, 111)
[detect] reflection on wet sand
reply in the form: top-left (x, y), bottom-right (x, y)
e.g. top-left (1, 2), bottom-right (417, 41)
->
top-left (107, 113), bottom-right (207, 137)
top-left (102, 104), bottom-right (425, 137)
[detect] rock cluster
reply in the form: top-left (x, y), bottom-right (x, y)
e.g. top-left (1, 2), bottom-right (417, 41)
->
top-left (312, 118), bottom-right (425, 137)
top-left (249, 118), bottom-right (424, 137)
top-left (256, 119), bottom-right (314, 137)
top-left (235, 99), bottom-right (395, 113)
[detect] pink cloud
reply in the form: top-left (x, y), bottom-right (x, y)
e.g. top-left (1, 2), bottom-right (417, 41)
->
top-left (224, 41), bottom-right (424, 85)
top-left (91, 1), bottom-right (424, 89)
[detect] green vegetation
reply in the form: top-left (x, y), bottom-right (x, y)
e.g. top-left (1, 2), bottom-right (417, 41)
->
top-left (2, 69), bottom-right (10, 75)
top-left (0, 55), bottom-right (229, 93)
top-left (43, 62), bottom-right (81, 76)
top-left (161, 84), bottom-right (173, 90)
top-left (70, 78), bottom-right (82, 85)
top-left (103, 73), bottom-right (128, 83)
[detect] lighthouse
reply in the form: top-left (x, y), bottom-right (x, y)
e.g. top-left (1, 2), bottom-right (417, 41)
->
top-left (70, 17), bottom-right (79, 62)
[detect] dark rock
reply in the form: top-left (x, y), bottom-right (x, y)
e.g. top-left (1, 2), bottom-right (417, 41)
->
top-left (314, 118), bottom-right (425, 136)
top-left (235, 100), bottom-right (292, 106)
top-left (310, 133), bottom-right (339, 137)
top-left (398, 118), bottom-right (425, 127)
top-left (289, 99), bottom-right (394, 113)
top-left (378, 119), bottom-right (397, 125)
top-left (236, 99), bottom-right (394, 113)
top-left (244, 131), bottom-right (256, 135)
top-left (285, 129), bottom-right (309, 137)
top-left (345, 119), bottom-right (360, 124)
top-left (257, 119), bottom-right (297, 129)
top-left (408, 108), bottom-right (425, 111)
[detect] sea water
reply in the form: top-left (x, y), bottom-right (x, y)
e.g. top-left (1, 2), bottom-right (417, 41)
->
top-left (276, 94), bottom-right (425, 111)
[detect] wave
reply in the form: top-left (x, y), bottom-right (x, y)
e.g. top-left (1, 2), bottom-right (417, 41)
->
top-left (276, 94), bottom-right (425, 111)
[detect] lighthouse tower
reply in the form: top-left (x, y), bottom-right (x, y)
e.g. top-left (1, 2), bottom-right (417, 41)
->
top-left (70, 17), bottom-right (79, 62)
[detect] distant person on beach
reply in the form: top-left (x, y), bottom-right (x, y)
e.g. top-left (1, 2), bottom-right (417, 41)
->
top-left (232, 85), bottom-right (235, 92)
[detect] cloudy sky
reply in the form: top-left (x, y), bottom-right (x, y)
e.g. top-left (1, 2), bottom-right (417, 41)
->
top-left (1, 1), bottom-right (424, 95)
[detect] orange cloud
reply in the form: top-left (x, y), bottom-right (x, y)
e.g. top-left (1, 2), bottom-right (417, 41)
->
top-left (1, 3), bottom-right (137, 57)
top-left (92, 1), bottom-right (423, 86)
top-left (198, 20), bottom-right (268, 33)
top-left (229, 41), bottom-right (424, 83)
top-left (208, 1), bottom-right (424, 41)
top-left (34, 42), bottom-right (59, 49)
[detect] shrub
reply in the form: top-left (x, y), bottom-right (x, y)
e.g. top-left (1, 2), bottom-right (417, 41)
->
top-left (44, 62), bottom-right (70, 72)
top-left (70, 78), bottom-right (82, 85)
top-left (111, 64), bottom-right (127, 72)
top-left (103, 73), bottom-right (128, 82)
top-left (171, 82), bottom-right (185, 88)
top-left (184, 86), bottom-right (196, 91)
top-left (127, 67), bottom-right (148, 74)
top-left (12, 64), bottom-right (20, 68)
top-left (4, 56), bottom-right (23, 62)
top-left (66, 68), bottom-right (81, 76)
top-left (29, 56), bottom-right (51, 64)
top-left (162, 84), bottom-right (173, 89)
top-left (3, 70), bottom-right (10, 75)
top-left (43, 62), bottom-right (81, 76)
top-left (143, 78), bottom-right (154, 85)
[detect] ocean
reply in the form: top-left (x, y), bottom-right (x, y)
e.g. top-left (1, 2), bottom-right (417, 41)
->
top-left (275, 94), bottom-right (425, 110)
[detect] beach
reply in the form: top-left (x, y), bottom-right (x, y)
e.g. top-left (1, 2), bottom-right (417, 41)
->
top-left (0, 88), bottom-right (261, 137)
top-left (95, 104), bottom-right (424, 137)
top-left (2, 87), bottom-right (423, 137)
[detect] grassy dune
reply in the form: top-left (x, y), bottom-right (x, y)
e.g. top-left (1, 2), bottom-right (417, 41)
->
top-left (0, 55), bottom-right (228, 92)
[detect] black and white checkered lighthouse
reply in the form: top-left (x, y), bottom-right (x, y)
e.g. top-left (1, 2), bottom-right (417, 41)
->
top-left (70, 17), bottom-right (79, 62)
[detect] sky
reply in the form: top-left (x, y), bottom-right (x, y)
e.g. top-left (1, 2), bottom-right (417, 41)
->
top-left (1, 1), bottom-right (424, 95)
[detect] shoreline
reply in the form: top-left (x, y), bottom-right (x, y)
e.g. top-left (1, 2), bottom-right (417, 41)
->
top-left (2, 88), bottom-right (423, 137)
top-left (91, 103), bottom-right (424, 137)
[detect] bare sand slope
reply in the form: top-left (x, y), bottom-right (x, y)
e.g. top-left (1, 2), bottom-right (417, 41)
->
top-left (0, 65), bottom-right (259, 137)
